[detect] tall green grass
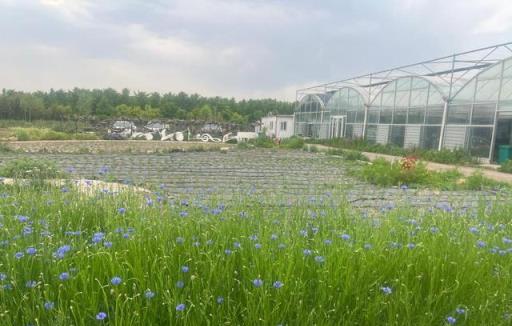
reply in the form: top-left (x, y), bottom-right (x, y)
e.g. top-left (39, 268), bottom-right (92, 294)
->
top-left (0, 184), bottom-right (512, 325)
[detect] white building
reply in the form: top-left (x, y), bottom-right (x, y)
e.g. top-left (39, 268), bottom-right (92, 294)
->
top-left (255, 115), bottom-right (295, 139)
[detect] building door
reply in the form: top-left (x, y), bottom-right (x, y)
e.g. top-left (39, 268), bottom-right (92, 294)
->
top-left (330, 116), bottom-right (346, 138)
top-left (493, 112), bottom-right (512, 161)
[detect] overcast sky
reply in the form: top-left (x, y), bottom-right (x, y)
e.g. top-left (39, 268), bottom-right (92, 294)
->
top-left (0, 0), bottom-right (511, 101)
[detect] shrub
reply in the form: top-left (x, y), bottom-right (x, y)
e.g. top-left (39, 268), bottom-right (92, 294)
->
top-left (15, 129), bottom-right (30, 141)
top-left (499, 160), bottom-right (512, 173)
top-left (461, 172), bottom-right (502, 190)
top-left (360, 158), bottom-right (429, 187)
top-left (280, 137), bottom-right (304, 149)
top-left (250, 135), bottom-right (274, 148)
top-left (0, 158), bottom-right (62, 180)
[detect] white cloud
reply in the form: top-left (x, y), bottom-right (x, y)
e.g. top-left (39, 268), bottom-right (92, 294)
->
top-left (473, 0), bottom-right (512, 34)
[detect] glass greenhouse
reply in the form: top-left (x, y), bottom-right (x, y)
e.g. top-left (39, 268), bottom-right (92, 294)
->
top-left (295, 42), bottom-right (512, 162)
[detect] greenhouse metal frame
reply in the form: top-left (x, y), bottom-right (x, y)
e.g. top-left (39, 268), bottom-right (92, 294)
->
top-left (294, 42), bottom-right (512, 162)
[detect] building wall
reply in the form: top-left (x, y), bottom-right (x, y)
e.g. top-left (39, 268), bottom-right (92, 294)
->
top-left (257, 116), bottom-right (295, 139)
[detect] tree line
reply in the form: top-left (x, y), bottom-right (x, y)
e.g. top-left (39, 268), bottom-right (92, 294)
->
top-left (0, 88), bottom-right (296, 124)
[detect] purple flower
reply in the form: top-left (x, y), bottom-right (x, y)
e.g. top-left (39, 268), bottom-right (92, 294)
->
top-left (273, 281), bottom-right (284, 289)
top-left (117, 207), bottom-right (126, 214)
top-left (477, 240), bottom-right (487, 248)
top-left (271, 234), bottom-right (278, 240)
top-left (252, 278), bottom-right (263, 287)
top-left (380, 286), bottom-right (392, 295)
top-left (249, 235), bottom-right (258, 241)
top-left (104, 241), bottom-right (113, 248)
top-left (224, 249), bottom-right (232, 255)
top-left (233, 242), bottom-right (241, 248)
top-left (54, 245), bottom-right (71, 259)
top-left (181, 266), bottom-right (189, 273)
top-left (303, 249), bottom-right (312, 256)
top-left (92, 232), bottom-right (105, 244)
top-left (26, 280), bottom-right (37, 288)
top-left (446, 316), bottom-right (456, 324)
top-left (364, 243), bottom-right (372, 250)
top-left (44, 301), bottom-right (55, 310)
top-left (179, 211), bottom-right (188, 217)
top-left (144, 290), bottom-right (155, 299)
top-left (176, 280), bottom-right (185, 288)
top-left (255, 243), bottom-right (262, 249)
top-left (407, 243), bottom-right (416, 250)
top-left (0, 273), bottom-right (6, 281)
top-left (340, 234), bottom-right (351, 241)
top-left (503, 237), bottom-right (512, 245)
top-left (16, 215), bottom-right (29, 223)
top-left (111, 276), bottom-right (122, 286)
top-left (96, 312), bottom-right (107, 320)
top-left (216, 296), bottom-right (224, 304)
top-left (15, 252), bottom-right (24, 259)
top-left (314, 255), bottom-right (325, 264)
top-left (25, 247), bottom-right (36, 255)
top-left (176, 303), bottom-right (186, 311)
top-left (59, 272), bottom-right (70, 281)
top-left (176, 237), bottom-right (185, 244)
top-left (323, 239), bottom-right (332, 245)
top-left (469, 227), bottom-right (479, 234)
top-left (455, 307), bottom-right (466, 315)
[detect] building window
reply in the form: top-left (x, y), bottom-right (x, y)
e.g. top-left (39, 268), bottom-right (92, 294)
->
top-left (280, 121), bottom-right (287, 131)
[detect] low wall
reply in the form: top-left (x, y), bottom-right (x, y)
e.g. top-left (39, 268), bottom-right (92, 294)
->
top-left (2, 140), bottom-right (232, 154)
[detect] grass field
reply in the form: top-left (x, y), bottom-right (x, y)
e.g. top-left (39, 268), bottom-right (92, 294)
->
top-left (0, 151), bottom-right (512, 325)
top-left (1, 184), bottom-right (512, 325)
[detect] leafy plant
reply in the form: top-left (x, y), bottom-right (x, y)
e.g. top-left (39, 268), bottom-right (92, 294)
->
top-left (499, 160), bottom-right (512, 173)
top-left (0, 158), bottom-right (62, 180)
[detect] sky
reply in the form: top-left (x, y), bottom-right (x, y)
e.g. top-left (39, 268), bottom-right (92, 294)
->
top-left (0, 0), bottom-right (511, 101)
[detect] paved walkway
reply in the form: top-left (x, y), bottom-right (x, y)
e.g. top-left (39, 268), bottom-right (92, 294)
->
top-left (311, 144), bottom-right (512, 184)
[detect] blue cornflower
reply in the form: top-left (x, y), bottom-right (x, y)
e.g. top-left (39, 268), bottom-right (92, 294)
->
top-left (54, 245), bottom-right (71, 259)
top-left (430, 226), bottom-right (440, 234)
top-left (104, 241), bottom-right (113, 248)
top-left (59, 272), bottom-right (70, 281)
top-left (252, 278), bottom-right (263, 287)
top-left (176, 280), bottom-right (185, 288)
top-left (179, 211), bottom-right (188, 217)
top-left (503, 237), bottom-right (512, 245)
top-left (380, 286), bottom-right (392, 295)
top-left (364, 243), bottom-right (373, 250)
top-left (26, 247), bottom-right (37, 255)
top-left (96, 312), bottom-right (107, 320)
top-left (271, 234), bottom-right (278, 240)
top-left (26, 280), bottom-right (37, 288)
top-left (122, 233), bottom-right (130, 239)
top-left (324, 239), bottom-right (332, 245)
top-left (176, 237), bottom-right (185, 244)
top-left (303, 249), bottom-right (312, 256)
top-left (224, 249), bottom-right (232, 255)
top-left (469, 227), bottom-right (479, 234)
top-left (407, 243), bottom-right (416, 250)
top-left (446, 316), bottom-right (456, 324)
top-left (23, 226), bottom-right (33, 235)
top-left (278, 243), bottom-right (286, 249)
top-left (44, 301), bottom-right (55, 310)
top-left (15, 252), bottom-right (24, 259)
top-left (299, 229), bottom-right (308, 237)
top-left (255, 243), bottom-right (262, 249)
top-left (92, 232), bottom-right (105, 244)
top-left (146, 198), bottom-right (153, 206)
top-left (117, 207), bottom-right (126, 214)
top-left (144, 290), bottom-right (155, 299)
top-left (17, 215), bottom-right (29, 223)
top-left (340, 234), bottom-right (351, 241)
top-left (249, 235), bottom-right (258, 241)
top-left (314, 256), bottom-right (325, 263)
top-left (216, 296), bottom-right (224, 304)
top-left (233, 242), bottom-right (241, 248)
top-left (181, 266), bottom-right (189, 273)
top-left (193, 241), bottom-right (200, 247)
top-left (176, 303), bottom-right (186, 311)
top-left (111, 276), bottom-right (122, 286)
top-left (0, 273), bottom-right (6, 281)
top-left (273, 281), bottom-right (284, 289)
top-left (455, 307), bottom-right (466, 315)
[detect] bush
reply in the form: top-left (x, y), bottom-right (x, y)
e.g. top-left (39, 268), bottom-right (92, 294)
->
top-left (250, 135), bottom-right (274, 148)
top-left (499, 160), bottom-right (512, 173)
top-left (0, 158), bottom-right (62, 179)
top-left (307, 138), bottom-right (477, 165)
top-left (280, 137), bottom-right (304, 149)
top-left (15, 129), bottom-right (30, 141)
top-left (360, 158), bottom-right (429, 187)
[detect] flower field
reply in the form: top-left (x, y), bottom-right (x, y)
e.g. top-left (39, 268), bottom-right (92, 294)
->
top-left (0, 150), bottom-right (512, 325)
